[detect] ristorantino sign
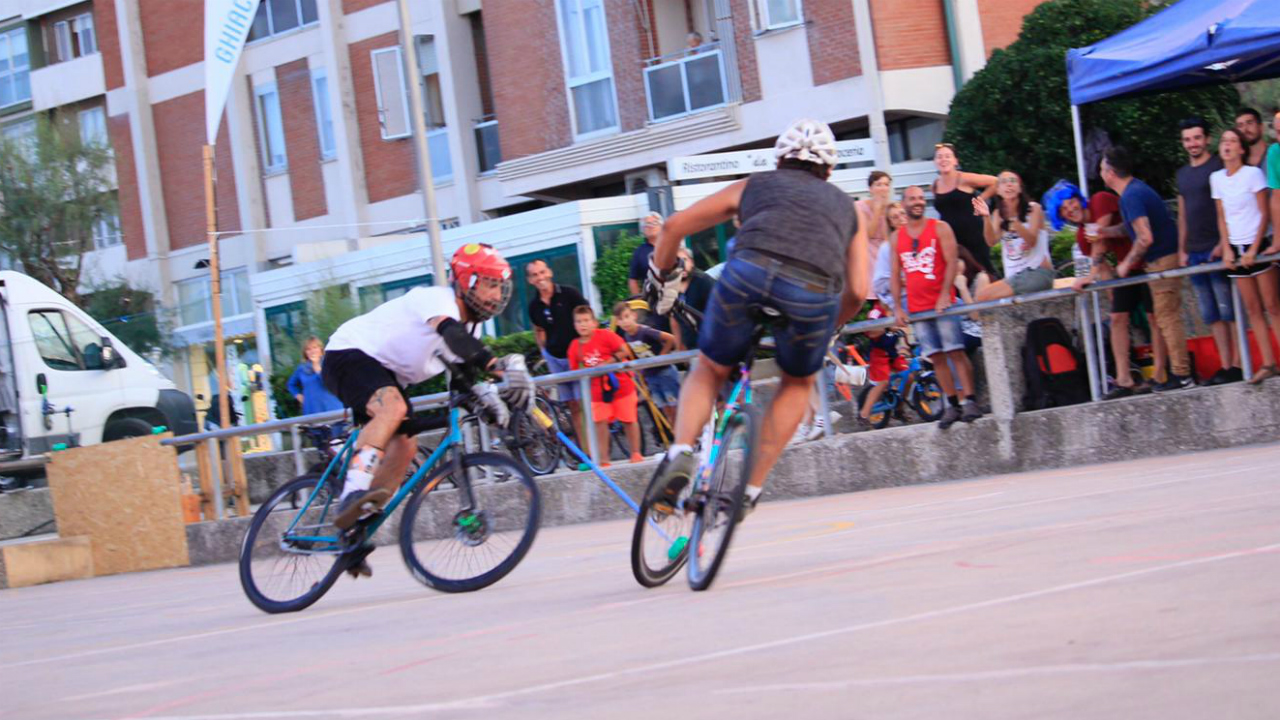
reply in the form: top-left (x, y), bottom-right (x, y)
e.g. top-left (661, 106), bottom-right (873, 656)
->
top-left (205, 0), bottom-right (263, 145)
top-left (667, 139), bottom-right (876, 181)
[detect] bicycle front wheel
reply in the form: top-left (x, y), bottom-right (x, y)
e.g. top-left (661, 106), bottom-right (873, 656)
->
top-left (239, 475), bottom-right (345, 614)
top-left (910, 374), bottom-right (945, 422)
top-left (399, 452), bottom-right (541, 593)
top-left (687, 403), bottom-right (759, 591)
top-left (512, 396), bottom-right (563, 475)
top-left (630, 465), bottom-right (694, 587)
top-left (855, 384), bottom-right (892, 429)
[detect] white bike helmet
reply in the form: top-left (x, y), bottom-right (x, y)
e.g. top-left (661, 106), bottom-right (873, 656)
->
top-left (774, 119), bottom-right (839, 167)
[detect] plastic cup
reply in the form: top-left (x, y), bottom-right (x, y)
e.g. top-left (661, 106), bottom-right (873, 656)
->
top-left (1085, 223), bottom-right (1099, 239)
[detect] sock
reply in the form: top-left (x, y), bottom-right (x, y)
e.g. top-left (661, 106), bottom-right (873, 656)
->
top-left (745, 485), bottom-right (762, 502)
top-left (947, 395), bottom-right (960, 408)
top-left (342, 446), bottom-right (382, 499)
top-left (667, 443), bottom-right (693, 461)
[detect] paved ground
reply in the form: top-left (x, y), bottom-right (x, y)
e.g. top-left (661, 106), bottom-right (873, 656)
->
top-left (2, 442), bottom-right (1279, 720)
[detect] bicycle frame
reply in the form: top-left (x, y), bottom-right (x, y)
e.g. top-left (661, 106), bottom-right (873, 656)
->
top-left (280, 406), bottom-right (472, 551)
top-left (695, 368), bottom-right (752, 487)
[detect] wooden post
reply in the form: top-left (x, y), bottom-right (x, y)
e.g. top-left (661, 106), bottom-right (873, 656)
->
top-left (195, 440), bottom-right (215, 520)
top-left (203, 145), bottom-right (233, 441)
top-left (228, 440), bottom-right (250, 516)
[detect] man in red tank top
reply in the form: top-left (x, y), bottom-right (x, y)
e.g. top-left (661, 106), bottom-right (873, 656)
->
top-left (890, 186), bottom-right (982, 428)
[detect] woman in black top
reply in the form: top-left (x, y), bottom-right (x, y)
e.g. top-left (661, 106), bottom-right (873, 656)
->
top-left (932, 143), bottom-right (998, 278)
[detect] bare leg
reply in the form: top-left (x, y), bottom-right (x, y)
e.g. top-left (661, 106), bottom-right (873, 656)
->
top-left (949, 350), bottom-right (975, 397)
top-left (930, 352), bottom-right (957, 396)
top-left (624, 420), bottom-right (642, 458)
top-left (567, 399), bottom-right (586, 446)
top-left (860, 382), bottom-right (889, 418)
top-left (674, 353), bottom-right (734, 447)
top-left (1238, 278), bottom-right (1275, 366)
top-left (370, 434), bottom-right (417, 494)
top-left (974, 280), bottom-right (1013, 303)
top-left (595, 421), bottom-right (612, 464)
top-left (1110, 313), bottom-right (1134, 387)
top-left (748, 372), bottom-right (816, 489)
top-left (1256, 269), bottom-right (1280, 365)
top-left (1212, 321), bottom-right (1239, 369)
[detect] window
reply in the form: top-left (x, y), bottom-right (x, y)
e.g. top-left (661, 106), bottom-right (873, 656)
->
top-left (29, 310), bottom-right (110, 371)
top-left (0, 27), bottom-right (32, 108)
top-left (248, 0), bottom-right (319, 42)
top-left (52, 13), bottom-right (95, 63)
top-left (92, 211), bottom-right (121, 249)
top-left (494, 246), bottom-right (583, 336)
top-left (358, 274), bottom-right (432, 312)
top-left (556, 0), bottom-right (618, 137)
top-left (759, 0), bottom-right (802, 30)
top-left (310, 69), bottom-right (336, 159)
top-left (175, 269), bottom-right (253, 327)
top-left (886, 117), bottom-right (945, 163)
top-left (2, 118), bottom-right (36, 160)
top-left (371, 47), bottom-right (410, 140)
top-left (254, 84), bottom-right (287, 172)
top-left (78, 106), bottom-right (106, 147)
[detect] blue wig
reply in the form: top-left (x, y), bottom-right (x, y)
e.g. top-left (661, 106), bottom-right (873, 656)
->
top-left (1042, 180), bottom-right (1087, 232)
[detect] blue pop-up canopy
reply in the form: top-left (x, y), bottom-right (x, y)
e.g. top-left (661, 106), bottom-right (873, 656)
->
top-left (1063, 0), bottom-right (1280, 193)
top-left (1067, 0), bottom-right (1280, 106)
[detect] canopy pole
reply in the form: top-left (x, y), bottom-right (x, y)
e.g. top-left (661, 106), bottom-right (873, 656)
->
top-left (1071, 104), bottom-right (1089, 196)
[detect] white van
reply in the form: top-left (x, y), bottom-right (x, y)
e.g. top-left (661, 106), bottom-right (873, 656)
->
top-left (0, 271), bottom-right (198, 458)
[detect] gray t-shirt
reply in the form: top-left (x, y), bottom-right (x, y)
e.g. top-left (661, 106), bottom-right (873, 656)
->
top-left (733, 169), bottom-right (858, 289)
top-left (1176, 156), bottom-right (1224, 253)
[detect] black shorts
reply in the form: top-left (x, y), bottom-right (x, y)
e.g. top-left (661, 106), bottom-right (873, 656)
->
top-left (321, 349), bottom-right (411, 427)
top-left (1225, 242), bottom-right (1276, 279)
top-left (1110, 276), bottom-right (1153, 315)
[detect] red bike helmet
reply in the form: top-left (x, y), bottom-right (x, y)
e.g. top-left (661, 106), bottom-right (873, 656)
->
top-left (450, 243), bottom-right (513, 322)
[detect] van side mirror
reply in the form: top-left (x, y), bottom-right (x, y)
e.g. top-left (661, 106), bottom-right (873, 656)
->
top-left (100, 337), bottom-right (120, 369)
top-left (36, 373), bottom-right (47, 395)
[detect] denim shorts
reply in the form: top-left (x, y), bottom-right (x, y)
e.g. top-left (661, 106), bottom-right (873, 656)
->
top-left (1187, 249), bottom-right (1235, 323)
top-left (912, 314), bottom-right (966, 357)
top-left (540, 350), bottom-right (579, 402)
top-left (698, 252), bottom-right (841, 377)
top-left (642, 367), bottom-right (681, 406)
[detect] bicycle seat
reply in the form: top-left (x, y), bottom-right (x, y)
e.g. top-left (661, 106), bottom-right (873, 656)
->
top-left (748, 304), bottom-right (785, 323)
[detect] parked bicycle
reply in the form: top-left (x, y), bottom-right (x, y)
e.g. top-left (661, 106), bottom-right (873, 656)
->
top-left (239, 394), bottom-right (541, 614)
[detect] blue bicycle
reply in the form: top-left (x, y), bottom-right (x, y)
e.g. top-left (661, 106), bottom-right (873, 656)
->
top-left (855, 343), bottom-right (944, 429)
top-left (238, 394), bottom-right (541, 614)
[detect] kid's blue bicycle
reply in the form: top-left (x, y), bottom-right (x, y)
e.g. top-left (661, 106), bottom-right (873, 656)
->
top-left (238, 394), bottom-right (541, 614)
top-left (854, 343), bottom-right (944, 428)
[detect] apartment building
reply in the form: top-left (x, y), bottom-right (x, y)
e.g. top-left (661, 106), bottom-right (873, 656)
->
top-left (1, 0), bottom-right (1041, 405)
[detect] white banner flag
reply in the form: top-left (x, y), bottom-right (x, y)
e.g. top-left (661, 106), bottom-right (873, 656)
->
top-left (205, 0), bottom-right (263, 145)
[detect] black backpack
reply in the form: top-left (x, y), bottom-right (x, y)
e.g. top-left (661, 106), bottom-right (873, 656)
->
top-left (1022, 318), bottom-right (1090, 410)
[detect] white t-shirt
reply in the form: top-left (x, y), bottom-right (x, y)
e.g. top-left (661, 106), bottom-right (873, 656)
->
top-left (326, 286), bottom-right (478, 386)
top-left (1210, 165), bottom-right (1267, 246)
top-left (999, 225), bottom-right (1052, 278)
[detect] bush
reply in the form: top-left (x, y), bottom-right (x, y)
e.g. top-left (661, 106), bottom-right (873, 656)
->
top-left (593, 233), bottom-right (645, 312)
top-left (944, 0), bottom-right (1239, 199)
top-left (82, 283), bottom-right (170, 358)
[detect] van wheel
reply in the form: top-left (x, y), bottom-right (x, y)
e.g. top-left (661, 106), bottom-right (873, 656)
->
top-left (103, 417), bottom-right (155, 442)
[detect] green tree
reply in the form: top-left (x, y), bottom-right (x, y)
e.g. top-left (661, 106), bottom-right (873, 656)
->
top-left (82, 283), bottom-right (171, 358)
top-left (944, 0), bottom-right (1240, 198)
top-left (592, 232), bottom-right (644, 314)
top-left (0, 117), bottom-right (118, 306)
top-left (268, 286), bottom-right (360, 417)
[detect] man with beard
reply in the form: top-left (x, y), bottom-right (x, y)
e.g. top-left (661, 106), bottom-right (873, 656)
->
top-left (1235, 108), bottom-right (1270, 168)
top-left (527, 259), bottom-right (588, 441)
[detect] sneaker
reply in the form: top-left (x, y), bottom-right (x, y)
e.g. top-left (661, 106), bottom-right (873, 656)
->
top-left (1104, 384), bottom-right (1135, 400)
top-left (344, 542), bottom-right (375, 579)
top-left (789, 422), bottom-right (811, 445)
top-left (648, 450), bottom-right (697, 514)
top-left (806, 411), bottom-right (843, 441)
top-left (1223, 367), bottom-right (1245, 383)
top-left (736, 493), bottom-right (760, 523)
top-left (854, 415), bottom-right (873, 431)
top-left (1152, 374), bottom-right (1194, 392)
top-left (960, 400), bottom-right (982, 423)
top-left (334, 488), bottom-right (392, 530)
top-left (1205, 368), bottom-right (1231, 386)
top-left (938, 405), bottom-right (962, 430)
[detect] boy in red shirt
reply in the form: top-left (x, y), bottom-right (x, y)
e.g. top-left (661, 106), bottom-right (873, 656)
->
top-left (567, 305), bottom-right (644, 465)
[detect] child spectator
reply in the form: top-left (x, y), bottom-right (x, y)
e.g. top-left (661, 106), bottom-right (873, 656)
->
top-left (613, 301), bottom-right (680, 427)
top-left (856, 306), bottom-right (908, 428)
top-left (567, 305), bottom-right (644, 465)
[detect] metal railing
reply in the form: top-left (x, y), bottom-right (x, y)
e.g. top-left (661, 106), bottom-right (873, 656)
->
top-left (155, 250), bottom-right (1280, 517)
top-left (643, 44), bottom-right (728, 123)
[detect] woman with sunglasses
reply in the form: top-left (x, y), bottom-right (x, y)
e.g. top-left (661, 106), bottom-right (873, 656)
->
top-left (932, 143), bottom-right (998, 279)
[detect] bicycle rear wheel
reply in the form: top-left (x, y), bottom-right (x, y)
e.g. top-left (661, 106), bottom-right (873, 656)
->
top-left (855, 384), bottom-right (892, 429)
top-left (630, 465), bottom-right (694, 587)
top-left (399, 452), bottom-right (541, 593)
top-left (512, 396), bottom-right (563, 475)
top-left (687, 403), bottom-right (759, 591)
top-left (239, 475), bottom-right (345, 614)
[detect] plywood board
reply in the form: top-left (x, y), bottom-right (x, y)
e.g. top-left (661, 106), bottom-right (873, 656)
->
top-left (45, 435), bottom-right (190, 576)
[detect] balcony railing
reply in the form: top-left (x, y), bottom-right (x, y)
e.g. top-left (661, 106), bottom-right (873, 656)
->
top-left (474, 115), bottom-right (501, 174)
top-left (643, 44), bottom-right (728, 123)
